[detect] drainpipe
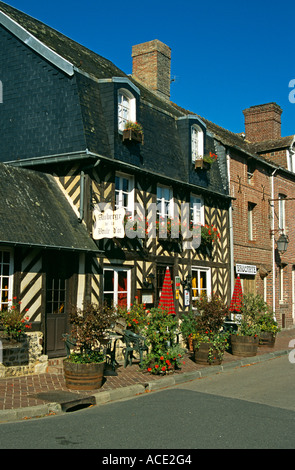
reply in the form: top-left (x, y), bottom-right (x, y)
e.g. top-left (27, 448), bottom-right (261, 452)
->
top-left (271, 168), bottom-right (278, 319)
top-left (79, 171), bottom-right (85, 222)
top-left (226, 150), bottom-right (235, 305)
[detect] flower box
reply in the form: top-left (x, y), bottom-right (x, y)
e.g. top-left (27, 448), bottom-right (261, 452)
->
top-left (123, 129), bottom-right (144, 144)
top-left (194, 159), bottom-right (211, 170)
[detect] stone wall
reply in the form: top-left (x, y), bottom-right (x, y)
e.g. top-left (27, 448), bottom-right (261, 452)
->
top-left (0, 332), bottom-right (48, 377)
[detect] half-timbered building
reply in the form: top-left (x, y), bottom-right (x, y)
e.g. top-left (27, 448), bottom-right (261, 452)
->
top-left (0, 3), bottom-right (232, 358)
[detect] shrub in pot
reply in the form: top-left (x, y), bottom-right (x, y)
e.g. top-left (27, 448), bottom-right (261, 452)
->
top-left (192, 294), bottom-right (230, 365)
top-left (179, 310), bottom-right (198, 352)
top-left (63, 302), bottom-right (116, 390)
top-left (141, 307), bottom-right (185, 375)
top-left (230, 319), bottom-right (260, 357)
top-left (256, 311), bottom-right (280, 347)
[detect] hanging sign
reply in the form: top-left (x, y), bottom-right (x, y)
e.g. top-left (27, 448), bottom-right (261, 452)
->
top-left (93, 206), bottom-right (125, 240)
top-left (236, 264), bottom-right (257, 275)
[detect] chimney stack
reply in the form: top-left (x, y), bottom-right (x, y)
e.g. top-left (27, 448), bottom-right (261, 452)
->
top-left (132, 40), bottom-right (171, 100)
top-left (243, 102), bottom-right (282, 143)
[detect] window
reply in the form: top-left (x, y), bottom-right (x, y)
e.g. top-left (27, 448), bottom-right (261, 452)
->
top-left (191, 125), bottom-right (204, 162)
top-left (247, 163), bottom-right (255, 184)
top-left (118, 89), bottom-right (136, 132)
top-left (248, 202), bottom-right (256, 240)
top-left (190, 195), bottom-right (204, 226)
top-left (191, 267), bottom-right (211, 304)
top-left (103, 267), bottom-right (131, 308)
top-left (115, 173), bottom-right (134, 216)
top-left (278, 194), bottom-right (286, 233)
top-left (157, 185), bottom-right (173, 218)
top-left (0, 249), bottom-right (13, 311)
top-left (46, 278), bottom-right (66, 315)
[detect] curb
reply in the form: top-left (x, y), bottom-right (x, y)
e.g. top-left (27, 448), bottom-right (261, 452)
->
top-left (0, 349), bottom-right (290, 423)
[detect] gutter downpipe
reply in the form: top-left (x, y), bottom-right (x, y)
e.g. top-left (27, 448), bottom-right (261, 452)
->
top-left (226, 150), bottom-right (235, 313)
top-left (271, 168), bottom-right (278, 320)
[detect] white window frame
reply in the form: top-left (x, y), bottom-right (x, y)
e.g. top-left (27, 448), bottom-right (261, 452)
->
top-left (248, 202), bottom-right (255, 241)
top-left (0, 248), bottom-right (14, 311)
top-left (118, 89), bottom-right (136, 132)
top-left (156, 184), bottom-right (174, 218)
top-left (191, 125), bottom-right (204, 162)
top-left (103, 267), bottom-right (131, 308)
top-left (190, 194), bottom-right (204, 226)
top-left (115, 172), bottom-right (134, 217)
top-left (191, 266), bottom-right (211, 303)
top-left (278, 194), bottom-right (286, 233)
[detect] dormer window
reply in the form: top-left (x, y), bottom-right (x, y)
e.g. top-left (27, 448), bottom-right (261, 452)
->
top-left (191, 125), bottom-right (204, 162)
top-left (118, 89), bottom-right (136, 132)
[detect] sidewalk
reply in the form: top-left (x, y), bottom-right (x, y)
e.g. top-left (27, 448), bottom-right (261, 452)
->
top-left (0, 328), bottom-right (294, 422)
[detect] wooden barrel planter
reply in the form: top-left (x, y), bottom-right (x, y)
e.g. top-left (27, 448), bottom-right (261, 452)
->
top-left (230, 335), bottom-right (259, 357)
top-left (194, 342), bottom-right (222, 365)
top-left (63, 360), bottom-right (105, 390)
top-left (259, 331), bottom-right (276, 348)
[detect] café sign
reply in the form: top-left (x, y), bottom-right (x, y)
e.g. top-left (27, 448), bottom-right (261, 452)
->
top-left (236, 264), bottom-right (257, 275)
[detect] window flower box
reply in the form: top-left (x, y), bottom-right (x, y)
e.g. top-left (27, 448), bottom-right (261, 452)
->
top-left (194, 152), bottom-right (218, 170)
top-left (122, 121), bottom-right (144, 144)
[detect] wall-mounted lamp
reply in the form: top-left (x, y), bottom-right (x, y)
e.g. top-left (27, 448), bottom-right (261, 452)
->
top-left (181, 275), bottom-right (192, 289)
top-left (276, 233), bottom-right (289, 254)
top-left (143, 273), bottom-right (155, 289)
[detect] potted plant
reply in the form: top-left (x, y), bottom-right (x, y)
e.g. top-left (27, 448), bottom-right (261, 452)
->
top-left (141, 307), bottom-right (185, 375)
top-left (180, 310), bottom-right (198, 352)
top-left (256, 311), bottom-right (280, 347)
top-left (192, 293), bottom-right (230, 365)
top-left (230, 294), bottom-right (262, 356)
top-left (123, 121), bottom-right (144, 144)
top-left (193, 330), bottom-right (230, 365)
top-left (195, 152), bottom-right (218, 170)
top-left (63, 302), bottom-right (116, 390)
top-left (0, 297), bottom-right (32, 343)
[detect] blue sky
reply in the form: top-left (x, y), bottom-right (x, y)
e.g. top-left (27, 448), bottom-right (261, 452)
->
top-left (4, 0), bottom-right (295, 137)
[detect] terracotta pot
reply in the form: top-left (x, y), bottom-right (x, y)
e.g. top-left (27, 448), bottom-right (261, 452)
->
top-left (259, 331), bottom-right (276, 348)
top-left (63, 360), bottom-right (105, 390)
top-left (230, 335), bottom-right (259, 357)
top-left (194, 342), bottom-right (222, 365)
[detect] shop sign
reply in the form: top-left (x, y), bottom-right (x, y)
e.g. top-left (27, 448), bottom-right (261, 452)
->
top-left (236, 264), bottom-right (257, 275)
top-left (93, 206), bottom-right (125, 240)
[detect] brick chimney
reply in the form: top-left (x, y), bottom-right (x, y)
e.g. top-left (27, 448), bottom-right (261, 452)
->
top-left (243, 102), bottom-right (282, 143)
top-left (132, 40), bottom-right (171, 100)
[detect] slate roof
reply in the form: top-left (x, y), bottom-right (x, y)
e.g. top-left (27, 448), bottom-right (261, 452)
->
top-left (0, 163), bottom-right (100, 252)
top-left (1, 1), bottom-right (293, 191)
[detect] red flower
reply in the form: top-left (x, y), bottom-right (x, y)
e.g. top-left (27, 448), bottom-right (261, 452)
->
top-left (160, 356), bottom-right (164, 360)
top-left (162, 366), bottom-right (166, 371)
top-left (147, 367), bottom-right (152, 372)
top-left (155, 364), bottom-right (159, 369)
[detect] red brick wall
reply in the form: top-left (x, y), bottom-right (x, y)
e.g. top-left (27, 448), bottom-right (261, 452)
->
top-left (230, 151), bottom-right (295, 327)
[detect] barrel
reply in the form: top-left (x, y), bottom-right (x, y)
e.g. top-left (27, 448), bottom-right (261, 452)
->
top-left (63, 360), bottom-right (105, 390)
top-left (259, 331), bottom-right (276, 348)
top-left (194, 342), bottom-right (222, 365)
top-left (230, 335), bottom-right (259, 357)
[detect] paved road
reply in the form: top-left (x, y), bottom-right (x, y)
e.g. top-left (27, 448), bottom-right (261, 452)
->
top-left (0, 355), bottom-right (294, 450)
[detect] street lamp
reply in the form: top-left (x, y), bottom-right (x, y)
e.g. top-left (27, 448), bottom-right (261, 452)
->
top-left (276, 233), bottom-right (289, 254)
